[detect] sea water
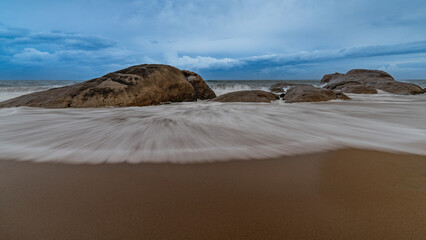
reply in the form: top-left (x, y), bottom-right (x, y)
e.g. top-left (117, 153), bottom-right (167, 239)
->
top-left (0, 80), bottom-right (425, 163)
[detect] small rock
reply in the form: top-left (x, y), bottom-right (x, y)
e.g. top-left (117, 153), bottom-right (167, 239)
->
top-left (213, 90), bottom-right (279, 103)
top-left (283, 86), bottom-right (350, 103)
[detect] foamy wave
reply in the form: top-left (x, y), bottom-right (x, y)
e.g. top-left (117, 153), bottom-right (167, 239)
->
top-left (207, 80), bottom-right (323, 96)
top-left (0, 93), bottom-right (425, 164)
top-left (209, 84), bottom-right (270, 96)
top-left (0, 80), bottom-right (80, 102)
top-left (0, 86), bottom-right (67, 102)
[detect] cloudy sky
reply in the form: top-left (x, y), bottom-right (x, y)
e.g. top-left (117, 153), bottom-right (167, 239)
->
top-left (1, 0), bottom-right (426, 80)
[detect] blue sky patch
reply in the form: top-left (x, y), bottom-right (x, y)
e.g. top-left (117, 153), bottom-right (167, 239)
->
top-left (0, 0), bottom-right (426, 80)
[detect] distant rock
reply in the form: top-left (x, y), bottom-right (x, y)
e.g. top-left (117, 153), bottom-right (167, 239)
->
top-left (283, 86), bottom-right (350, 103)
top-left (0, 64), bottom-right (216, 108)
top-left (322, 69), bottom-right (423, 95)
top-left (213, 90), bottom-right (279, 103)
top-left (269, 82), bottom-right (350, 103)
top-left (320, 73), bottom-right (345, 84)
top-left (269, 82), bottom-right (312, 93)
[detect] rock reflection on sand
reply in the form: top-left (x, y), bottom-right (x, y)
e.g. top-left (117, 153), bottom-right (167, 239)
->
top-left (0, 93), bottom-right (426, 164)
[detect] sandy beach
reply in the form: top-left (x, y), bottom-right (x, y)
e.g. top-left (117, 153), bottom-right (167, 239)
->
top-left (1, 149), bottom-right (425, 240)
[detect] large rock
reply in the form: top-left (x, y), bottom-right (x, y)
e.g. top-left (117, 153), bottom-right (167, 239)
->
top-left (182, 70), bottom-right (216, 99)
top-left (283, 86), bottom-right (350, 103)
top-left (322, 69), bottom-right (424, 95)
top-left (213, 90), bottom-right (279, 103)
top-left (0, 64), bottom-right (216, 108)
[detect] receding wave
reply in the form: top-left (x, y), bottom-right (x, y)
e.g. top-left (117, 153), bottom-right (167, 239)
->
top-left (208, 83), bottom-right (269, 96)
top-left (0, 80), bottom-right (80, 102)
top-left (207, 80), bottom-right (321, 96)
top-left (0, 93), bottom-right (425, 164)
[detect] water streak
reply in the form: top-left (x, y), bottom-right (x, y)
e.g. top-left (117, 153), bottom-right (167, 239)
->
top-left (0, 93), bottom-right (425, 164)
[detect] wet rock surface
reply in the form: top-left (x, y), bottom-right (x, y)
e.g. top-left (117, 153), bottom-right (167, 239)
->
top-left (0, 64), bottom-right (216, 108)
top-left (283, 86), bottom-right (350, 103)
top-left (322, 69), bottom-right (424, 95)
top-left (182, 70), bottom-right (216, 99)
top-left (213, 90), bottom-right (279, 103)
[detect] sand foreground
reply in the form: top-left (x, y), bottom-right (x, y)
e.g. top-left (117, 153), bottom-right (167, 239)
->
top-left (1, 149), bottom-right (426, 239)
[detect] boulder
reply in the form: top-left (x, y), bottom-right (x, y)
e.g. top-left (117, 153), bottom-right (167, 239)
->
top-left (0, 64), bottom-right (216, 108)
top-left (320, 73), bottom-right (345, 84)
top-left (283, 86), bottom-right (350, 103)
top-left (322, 69), bottom-right (423, 95)
top-left (269, 82), bottom-right (312, 93)
top-left (325, 81), bottom-right (378, 94)
top-left (182, 70), bottom-right (216, 99)
top-left (213, 90), bottom-right (279, 103)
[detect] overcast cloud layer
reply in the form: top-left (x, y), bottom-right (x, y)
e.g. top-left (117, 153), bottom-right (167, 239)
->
top-left (1, 0), bottom-right (426, 80)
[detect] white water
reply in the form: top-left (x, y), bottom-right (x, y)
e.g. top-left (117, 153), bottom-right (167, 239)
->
top-left (210, 84), bottom-right (270, 96)
top-left (0, 86), bottom-right (66, 102)
top-left (0, 93), bottom-right (425, 164)
top-left (206, 80), bottom-right (321, 96)
top-left (0, 80), bottom-right (80, 102)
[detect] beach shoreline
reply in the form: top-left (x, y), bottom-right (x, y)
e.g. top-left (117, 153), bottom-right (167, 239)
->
top-left (1, 149), bottom-right (426, 240)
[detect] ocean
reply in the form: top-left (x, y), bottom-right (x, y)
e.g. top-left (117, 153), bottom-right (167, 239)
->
top-left (0, 79), bottom-right (426, 163)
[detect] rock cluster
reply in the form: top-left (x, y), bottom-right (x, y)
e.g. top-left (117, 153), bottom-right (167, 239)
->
top-left (1, 67), bottom-right (423, 108)
top-left (321, 69), bottom-right (424, 95)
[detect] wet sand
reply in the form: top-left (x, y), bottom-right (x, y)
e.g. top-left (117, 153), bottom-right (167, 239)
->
top-left (1, 149), bottom-right (426, 240)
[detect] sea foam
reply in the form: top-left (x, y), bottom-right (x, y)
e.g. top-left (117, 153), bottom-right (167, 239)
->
top-left (0, 92), bottom-right (425, 164)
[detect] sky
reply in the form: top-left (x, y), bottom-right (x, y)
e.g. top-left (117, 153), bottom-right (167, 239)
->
top-left (1, 0), bottom-right (426, 80)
